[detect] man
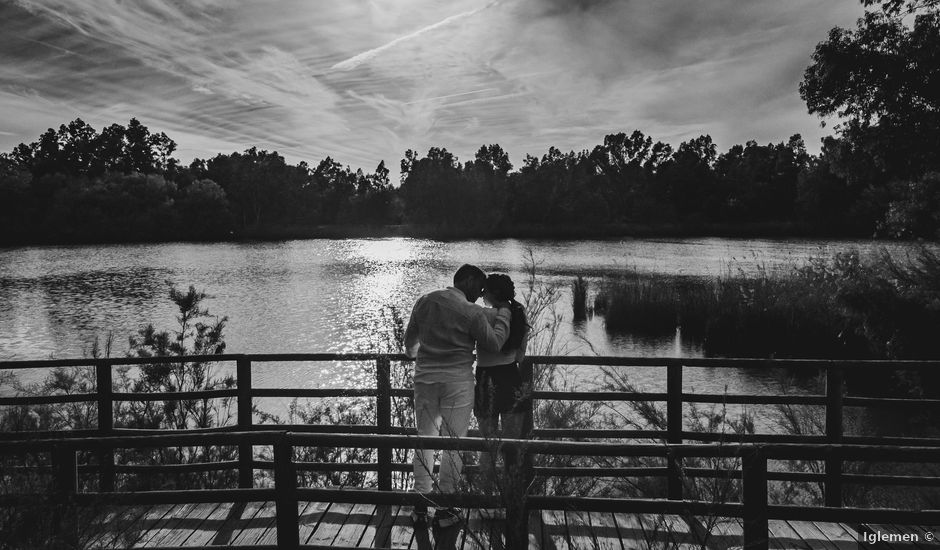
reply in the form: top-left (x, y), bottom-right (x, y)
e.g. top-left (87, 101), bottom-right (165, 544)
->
top-left (403, 264), bottom-right (512, 528)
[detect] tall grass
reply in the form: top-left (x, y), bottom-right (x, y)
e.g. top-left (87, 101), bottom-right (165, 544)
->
top-left (599, 273), bottom-right (711, 337)
top-left (597, 270), bottom-right (846, 357)
top-left (597, 246), bottom-right (940, 362)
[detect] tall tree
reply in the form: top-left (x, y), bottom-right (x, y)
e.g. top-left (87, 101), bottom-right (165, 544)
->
top-left (202, 148), bottom-right (308, 228)
top-left (122, 118), bottom-right (177, 174)
top-left (800, 7), bottom-right (940, 179)
top-left (657, 135), bottom-right (718, 221)
top-left (0, 154), bottom-right (33, 241)
top-left (347, 160), bottom-right (396, 224)
top-left (461, 144), bottom-right (513, 229)
top-left (590, 131), bottom-right (672, 222)
top-left (56, 119), bottom-right (98, 176)
top-left (862, 0), bottom-right (939, 15)
top-left (801, 0), bottom-right (940, 236)
top-left (715, 139), bottom-right (805, 223)
top-left (399, 147), bottom-right (463, 226)
top-left (313, 156), bottom-right (358, 223)
top-left (95, 123), bottom-right (128, 174)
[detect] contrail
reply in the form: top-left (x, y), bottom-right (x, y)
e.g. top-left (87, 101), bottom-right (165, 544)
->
top-left (331, 1), bottom-right (499, 71)
top-left (403, 88), bottom-right (498, 105)
top-left (22, 37), bottom-right (94, 61)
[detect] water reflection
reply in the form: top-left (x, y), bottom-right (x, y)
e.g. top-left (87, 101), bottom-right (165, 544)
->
top-left (333, 241), bottom-right (418, 355)
top-left (0, 267), bottom-right (174, 361)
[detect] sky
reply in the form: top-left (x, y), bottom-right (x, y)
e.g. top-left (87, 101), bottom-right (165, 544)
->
top-left (0, 0), bottom-right (866, 179)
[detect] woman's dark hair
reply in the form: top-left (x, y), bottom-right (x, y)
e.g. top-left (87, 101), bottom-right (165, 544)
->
top-left (485, 273), bottom-right (527, 352)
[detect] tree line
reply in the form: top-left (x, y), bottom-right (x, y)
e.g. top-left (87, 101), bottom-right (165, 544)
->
top-left (0, 117), bottom-right (398, 242)
top-left (0, 0), bottom-right (936, 243)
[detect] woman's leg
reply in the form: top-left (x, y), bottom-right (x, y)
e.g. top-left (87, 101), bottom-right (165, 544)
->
top-left (412, 382), bottom-right (441, 494)
top-left (475, 414), bottom-right (499, 491)
top-left (500, 412), bottom-right (525, 475)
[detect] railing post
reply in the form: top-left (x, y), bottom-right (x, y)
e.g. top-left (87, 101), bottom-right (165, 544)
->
top-left (95, 359), bottom-right (115, 492)
top-left (52, 445), bottom-right (78, 498)
top-left (376, 356), bottom-right (393, 491)
top-left (52, 445), bottom-right (78, 547)
top-left (237, 356), bottom-right (253, 488)
top-left (666, 360), bottom-right (683, 500)
top-left (742, 447), bottom-right (768, 550)
top-left (274, 435), bottom-right (300, 550)
top-left (505, 440), bottom-right (531, 549)
top-left (825, 366), bottom-right (844, 507)
top-left (520, 358), bottom-right (535, 488)
top-left (508, 358), bottom-right (536, 548)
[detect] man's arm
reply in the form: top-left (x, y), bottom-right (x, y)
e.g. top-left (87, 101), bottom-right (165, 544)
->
top-left (403, 298), bottom-right (423, 359)
top-left (471, 306), bottom-right (511, 352)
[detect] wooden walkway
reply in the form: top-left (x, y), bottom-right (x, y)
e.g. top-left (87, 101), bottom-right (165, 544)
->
top-left (81, 501), bottom-right (938, 549)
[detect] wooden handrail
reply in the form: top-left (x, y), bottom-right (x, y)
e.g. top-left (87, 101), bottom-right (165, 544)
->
top-left (6, 430), bottom-right (940, 549)
top-left (6, 352), bottom-right (940, 549)
top-left (5, 423), bottom-right (937, 446)
top-left (7, 430), bottom-right (940, 461)
top-left (5, 352), bottom-right (940, 370)
top-left (11, 460), bottom-right (933, 486)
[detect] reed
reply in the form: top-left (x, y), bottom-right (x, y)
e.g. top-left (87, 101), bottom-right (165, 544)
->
top-left (597, 273), bottom-right (713, 337)
top-left (598, 247), bottom-right (940, 361)
top-left (598, 271), bottom-right (852, 358)
top-left (572, 276), bottom-right (588, 322)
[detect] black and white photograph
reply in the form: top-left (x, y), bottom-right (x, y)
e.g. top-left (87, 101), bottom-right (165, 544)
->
top-left (2, 0), bottom-right (940, 548)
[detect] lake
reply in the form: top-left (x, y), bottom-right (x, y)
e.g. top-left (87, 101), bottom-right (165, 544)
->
top-left (0, 237), bottom-right (930, 428)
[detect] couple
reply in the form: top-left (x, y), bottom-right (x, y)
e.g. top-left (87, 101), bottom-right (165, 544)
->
top-left (403, 264), bottom-right (530, 529)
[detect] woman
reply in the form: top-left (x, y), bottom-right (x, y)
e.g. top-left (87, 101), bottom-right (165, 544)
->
top-left (475, 273), bottom-right (530, 489)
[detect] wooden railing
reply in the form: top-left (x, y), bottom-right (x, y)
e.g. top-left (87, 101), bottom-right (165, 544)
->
top-left (3, 354), bottom-right (940, 549)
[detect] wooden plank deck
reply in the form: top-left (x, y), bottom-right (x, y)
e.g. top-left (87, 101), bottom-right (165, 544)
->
top-left (81, 501), bottom-right (937, 549)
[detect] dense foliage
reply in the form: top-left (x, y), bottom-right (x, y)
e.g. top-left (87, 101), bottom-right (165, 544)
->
top-left (800, 0), bottom-right (940, 238)
top-left (0, 119), bottom-right (396, 244)
top-left (3, 121), bottom-right (935, 243)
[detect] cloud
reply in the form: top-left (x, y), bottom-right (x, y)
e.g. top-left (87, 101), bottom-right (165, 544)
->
top-left (479, 0), bottom-right (865, 155)
top-left (1, 1), bottom-right (357, 161)
top-left (1, 0), bottom-right (865, 177)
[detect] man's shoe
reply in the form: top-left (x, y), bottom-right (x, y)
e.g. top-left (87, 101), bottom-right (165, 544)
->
top-left (434, 507), bottom-right (462, 529)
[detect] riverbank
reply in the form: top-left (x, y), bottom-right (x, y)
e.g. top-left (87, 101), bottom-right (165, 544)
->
top-left (1, 221), bottom-right (878, 247)
top-left (231, 222), bottom-right (833, 241)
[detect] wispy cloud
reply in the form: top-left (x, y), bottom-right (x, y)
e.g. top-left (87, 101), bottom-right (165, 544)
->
top-left (331, 1), bottom-right (499, 71)
top-left (403, 88), bottom-right (499, 105)
top-left (1, 0), bottom-right (864, 175)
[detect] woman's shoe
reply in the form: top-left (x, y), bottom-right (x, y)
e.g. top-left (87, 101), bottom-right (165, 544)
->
top-left (434, 508), bottom-right (462, 528)
top-left (410, 510), bottom-right (429, 529)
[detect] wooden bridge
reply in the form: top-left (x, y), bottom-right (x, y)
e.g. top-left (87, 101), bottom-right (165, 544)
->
top-left (2, 353), bottom-right (940, 549)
